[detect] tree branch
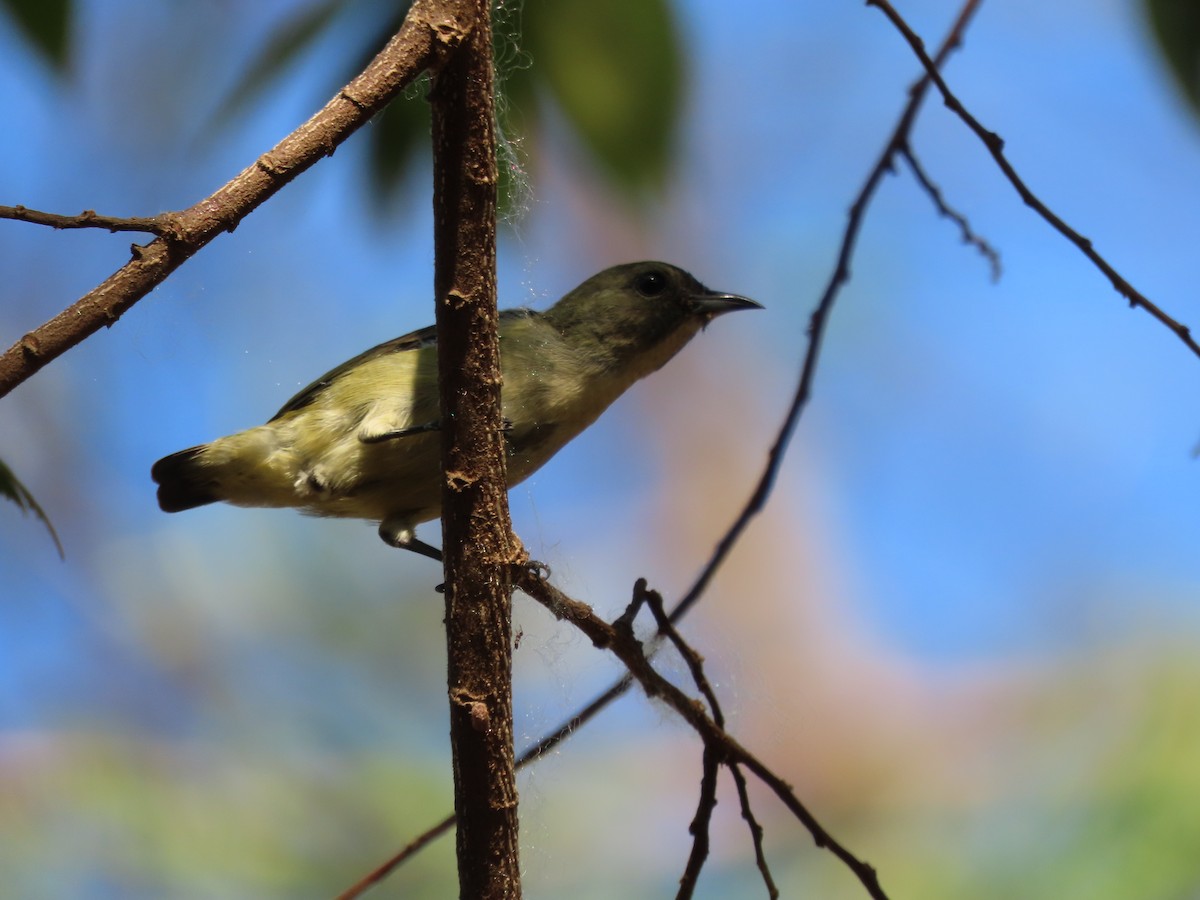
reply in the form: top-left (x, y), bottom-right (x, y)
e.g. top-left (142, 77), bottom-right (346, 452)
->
top-left (334, 816), bottom-right (455, 900)
top-left (668, 0), bottom-right (986, 628)
top-left (515, 571), bottom-right (889, 900)
top-left (866, 0), bottom-right (1200, 361)
top-left (0, 0), bottom-right (477, 400)
top-left (336, 676), bottom-right (636, 898)
top-left (0, 205), bottom-right (175, 235)
top-left (678, 744), bottom-right (720, 899)
top-left (431, 0), bottom-right (523, 896)
top-left (898, 144), bottom-right (1001, 281)
top-left (640, 585), bottom-right (778, 899)
top-left (729, 753), bottom-right (780, 898)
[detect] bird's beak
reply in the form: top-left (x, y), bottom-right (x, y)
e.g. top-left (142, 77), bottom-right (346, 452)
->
top-left (690, 290), bottom-right (764, 320)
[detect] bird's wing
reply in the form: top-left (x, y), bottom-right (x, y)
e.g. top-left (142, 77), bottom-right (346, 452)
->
top-left (270, 309), bottom-right (540, 423)
top-left (269, 324), bottom-right (439, 421)
top-left (272, 309), bottom-right (540, 448)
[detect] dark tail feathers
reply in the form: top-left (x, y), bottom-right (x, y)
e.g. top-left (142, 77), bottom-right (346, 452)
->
top-left (151, 446), bottom-right (219, 512)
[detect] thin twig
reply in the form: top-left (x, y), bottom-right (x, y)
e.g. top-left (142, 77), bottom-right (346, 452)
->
top-left (517, 676), bottom-right (633, 766)
top-left (515, 570), bottom-right (889, 900)
top-left (639, 582), bottom-right (725, 727)
top-left (517, 676), bottom-right (633, 765)
top-left (335, 815), bottom-right (455, 900)
top-left (633, 583), bottom-right (721, 898)
top-left (729, 761), bottom-right (781, 898)
top-left (641, 582), bottom-right (778, 899)
top-left (0, 205), bottom-right (177, 235)
top-left (898, 144), bottom-right (1001, 281)
top-left (866, 0), bottom-right (1200, 360)
top-left (341, 675), bottom-right (636, 894)
top-left (668, 0), bottom-right (985, 628)
top-left (678, 745), bottom-right (721, 900)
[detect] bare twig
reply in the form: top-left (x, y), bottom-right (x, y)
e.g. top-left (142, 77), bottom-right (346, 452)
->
top-left (514, 570), bottom-right (889, 900)
top-left (0, 205), bottom-right (177, 235)
top-left (517, 676), bottom-right (633, 765)
top-left (640, 584), bottom-right (722, 721)
top-left (643, 588), bottom-right (724, 897)
top-left (898, 145), bottom-right (1001, 281)
top-left (678, 745), bottom-right (721, 900)
top-left (866, 0), bottom-right (1200, 361)
top-left (0, 0), bottom-right (478, 399)
top-left (632, 584), bottom-right (720, 898)
top-left (729, 759), bottom-right (781, 898)
top-left (341, 676), bottom-right (636, 895)
top-left (640, 583), bottom-right (778, 899)
top-left (335, 816), bottom-right (455, 900)
top-left (668, 0), bottom-right (986, 627)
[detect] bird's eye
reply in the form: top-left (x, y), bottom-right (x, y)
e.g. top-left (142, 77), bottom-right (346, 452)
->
top-left (633, 270), bottom-right (668, 297)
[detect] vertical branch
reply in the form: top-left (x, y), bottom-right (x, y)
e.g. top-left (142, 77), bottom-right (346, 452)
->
top-left (430, 0), bottom-right (522, 897)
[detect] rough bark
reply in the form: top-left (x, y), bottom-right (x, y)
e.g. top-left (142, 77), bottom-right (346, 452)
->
top-left (430, 0), bottom-right (522, 896)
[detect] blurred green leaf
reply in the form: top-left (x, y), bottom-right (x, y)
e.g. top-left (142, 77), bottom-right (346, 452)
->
top-left (1145, 0), bottom-right (1200, 117)
top-left (522, 0), bottom-right (684, 194)
top-left (365, 89), bottom-right (431, 210)
top-left (339, 4), bottom-right (430, 211)
top-left (210, 0), bottom-right (349, 130)
top-left (0, 0), bottom-right (71, 71)
top-left (214, 0), bottom-right (685, 212)
top-left (0, 457), bottom-right (63, 558)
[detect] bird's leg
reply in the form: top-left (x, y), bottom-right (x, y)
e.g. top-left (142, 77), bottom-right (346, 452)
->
top-left (402, 536), bottom-right (444, 562)
top-left (379, 519), bottom-right (549, 580)
top-left (365, 418), bottom-right (510, 444)
top-left (378, 520), bottom-right (443, 561)
top-left (503, 535), bottom-right (550, 582)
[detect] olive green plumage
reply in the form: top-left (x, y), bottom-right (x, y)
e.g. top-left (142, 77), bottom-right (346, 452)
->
top-left (151, 261), bottom-right (760, 553)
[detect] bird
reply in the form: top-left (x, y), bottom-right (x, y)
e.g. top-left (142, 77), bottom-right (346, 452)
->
top-left (151, 261), bottom-right (761, 558)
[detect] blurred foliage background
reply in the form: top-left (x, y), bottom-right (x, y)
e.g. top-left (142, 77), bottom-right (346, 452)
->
top-left (3, 0), bottom-right (1200, 896)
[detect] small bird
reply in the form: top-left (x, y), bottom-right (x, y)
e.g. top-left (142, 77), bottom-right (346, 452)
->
top-left (152, 261), bottom-right (761, 558)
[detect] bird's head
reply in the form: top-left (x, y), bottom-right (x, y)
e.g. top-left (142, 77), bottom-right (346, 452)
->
top-left (543, 261), bottom-right (762, 379)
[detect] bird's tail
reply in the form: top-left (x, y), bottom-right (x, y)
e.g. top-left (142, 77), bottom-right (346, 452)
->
top-left (151, 446), bottom-right (219, 512)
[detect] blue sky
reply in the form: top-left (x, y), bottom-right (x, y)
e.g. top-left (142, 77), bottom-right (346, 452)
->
top-left (0, 0), bottom-right (1195, 691)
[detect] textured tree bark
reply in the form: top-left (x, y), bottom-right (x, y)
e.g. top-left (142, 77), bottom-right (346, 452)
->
top-left (430, 0), bottom-right (522, 896)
